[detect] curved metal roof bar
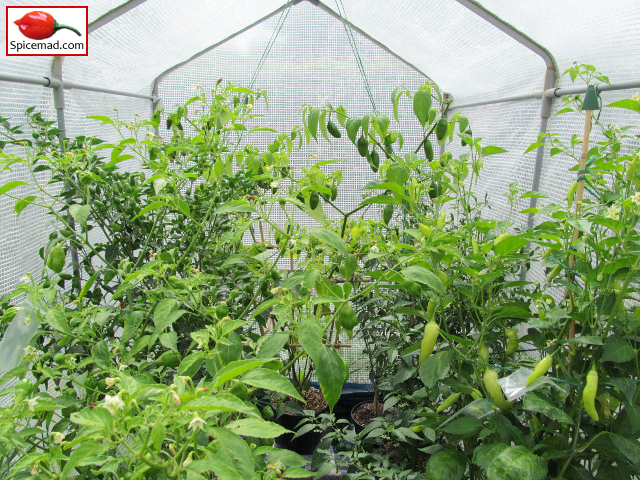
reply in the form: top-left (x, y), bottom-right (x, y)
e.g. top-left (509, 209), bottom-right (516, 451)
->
top-left (454, 0), bottom-right (559, 279)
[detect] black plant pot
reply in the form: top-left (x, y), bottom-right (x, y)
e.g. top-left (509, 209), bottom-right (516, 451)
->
top-left (273, 411), bottom-right (328, 455)
top-left (350, 400), bottom-right (383, 434)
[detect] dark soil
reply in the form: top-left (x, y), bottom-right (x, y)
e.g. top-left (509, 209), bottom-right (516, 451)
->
top-left (352, 401), bottom-right (384, 427)
top-left (301, 386), bottom-right (328, 413)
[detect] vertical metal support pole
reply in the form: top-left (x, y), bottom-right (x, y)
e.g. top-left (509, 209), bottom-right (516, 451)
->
top-left (519, 67), bottom-right (556, 282)
top-left (152, 82), bottom-right (160, 136)
top-left (526, 66), bottom-right (556, 229)
top-left (51, 57), bottom-right (81, 292)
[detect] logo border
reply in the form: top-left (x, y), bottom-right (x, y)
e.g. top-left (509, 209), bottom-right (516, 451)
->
top-left (6, 6), bottom-right (89, 57)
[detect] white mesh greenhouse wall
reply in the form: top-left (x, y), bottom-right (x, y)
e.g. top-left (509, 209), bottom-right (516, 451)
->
top-left (1, 0), bottom-right (640, 381)
top-left (158, 3), bottom-right (435, 381)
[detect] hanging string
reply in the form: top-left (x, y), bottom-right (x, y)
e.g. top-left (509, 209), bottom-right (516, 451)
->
top-left (334, 0), bottom-right (377, 111)
top-left (245, 0), bottom-right (294, 96)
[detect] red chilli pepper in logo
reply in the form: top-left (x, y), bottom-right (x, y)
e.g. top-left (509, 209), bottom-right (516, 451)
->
top-left (14, 11), bottom-right (81, 40)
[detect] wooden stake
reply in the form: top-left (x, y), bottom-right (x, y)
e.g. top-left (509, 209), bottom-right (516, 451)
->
top-left (567, 109), bottom-right (593, 369)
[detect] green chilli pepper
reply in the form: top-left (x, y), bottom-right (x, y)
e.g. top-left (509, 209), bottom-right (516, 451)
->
top-left (583, 365), bottom-right (599, 422)
top-left (526, 355), bottom-right (553, 387)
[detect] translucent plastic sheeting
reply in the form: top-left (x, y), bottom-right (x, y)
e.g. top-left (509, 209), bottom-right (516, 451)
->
top-left (159, 2), bottom-right (433, 381)
top-left (320, 0), bottom-right (547, 105)
top-left (64, 0), bottom-right (284, 96)
top-left (480, 0), bottom-right (640, 89)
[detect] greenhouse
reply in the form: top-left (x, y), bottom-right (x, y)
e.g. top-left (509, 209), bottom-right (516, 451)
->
top-left (1, 0), bottom-right (639, 478)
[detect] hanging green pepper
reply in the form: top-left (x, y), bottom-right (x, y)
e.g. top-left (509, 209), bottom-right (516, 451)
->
top-left (583, 364), bottom-right (599, 422)
top-left (525, 355), bottom-right (553, 387)
top-left (419, 321), bottom-right (439, 366)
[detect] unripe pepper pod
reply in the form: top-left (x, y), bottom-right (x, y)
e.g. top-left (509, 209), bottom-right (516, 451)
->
top-left (525, 355), bottom-right (553, 387)
top-left (483, 369), bottom-right (512, 411)
top-left (418, 321), bottom-right (439, 365)
top-left (583, 365), bottom-right (599, 422)
top-left (436, 392), bottom-right (461, 413)
top-left (504, 328), bottom-right (519, 355)
top-left (14, 11), bottom-right (81, 40)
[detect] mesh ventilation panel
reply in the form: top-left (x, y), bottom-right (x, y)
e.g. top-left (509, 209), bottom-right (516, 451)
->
top-left (158, 1), bottom-right (433, 381)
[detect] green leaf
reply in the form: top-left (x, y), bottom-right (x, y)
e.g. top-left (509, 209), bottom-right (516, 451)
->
top-left (309, 227), bottom-right (348, 255)
top-left (225, 418), bottom-right (290, 438)
top-left (592, 433), bottom-right (640, 468)
top-left (413, 88), bottom-right (432, 127)
top-left (14, 195), bottom-right (37, 216)
top-left (159, 331), bottom-right (178, 352)
top-left (375, 115), bottom-right (390, 136)
top-left (401, 266), bottom-right (445, 295)
top-left (607, 99), bottom-right (640, 112)
top-left (69, 204), bottom-right (91, 228)
top-left (493, 235), bottom-right (529, 256)
top-left (523, 142), bottom-right (545, 155)
top-left (87, 115), bottom-right (115, 126)
top-left (602, 336), bottom-right (637, 363)
top-left (241, 368), bottom-right (303, 401)
top-left (307, 108), bottom-right (320, 141)
top-left (212, 359), bottom-right (272, 389)
top-left (92, 341), bottom-right (110, 368)
top-left (425, 449), bottom-right (467, 480)
top-left (523, 392), bottom-right (573, 424)
top-left (214, 200), bottom-right (256, 215)
top-left (132, 200), bottom-right (168, 220)
top-left (346, 118), bottom-right (361, 144)
top-left (183, 393), bottom-right (260, 418)
top-left (419, 350), bottom-right (454, 388)
top-left (359, 194), bottom-right (401, 206)
top-left (45, 307), bottom-right (71, 335)
top-left (565, 335), bottom-right (602, 345)
top-left (363, 181), bottom-right (406, 197)
top-left (154, 298), bottom-right (177, 333)
top-left (482, 146), bottom-right (508, 156)
top-left (386, 163), bottom-right (410, 185)
top-left (258, 331), bottom-right (290, 359)
top-left (178, 352), bottom-right (204, 377)
top-left (439, 416), bottom-right (483, 437)
top-left (314, 346), bottom-right (346, 412)
top-left (472, 443), bottom-right (509, 470)
top-left (298, 316), bottom-right (323, 360)
top-left (485, 445), bottom-right (547, 480)
top-left (391, 85), bottom-right (402, 123)
top-left (70, 407), bottom-right (113, 430)
top-left (61, 440), bottom-right (109, 480)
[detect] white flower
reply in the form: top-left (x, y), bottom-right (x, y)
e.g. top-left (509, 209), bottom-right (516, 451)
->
top-left (188, 416), bottom-right (206, 431)
top-left (265, 165), bottom-right (274, 172)
top-left (634, 93), bottom-right (640, 102)
top-left (606, 205), bottom-right (621, 219)
top-left (105, 377), bottom-right (117, 387)
top-left (103, 394), bottom-right (125, 414)
top-left (52, 432), bottom-right (65, 445)
top-left (370, 245), bottom-right (379, 254)
top-left (118, 364), bottom-right (128, 371)
top-left (26, 396), bottom-right (39, 411)
top-left (632, 192), bottom-right (640, 206)
top-left (270, 181), bottom-right (278, 189)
